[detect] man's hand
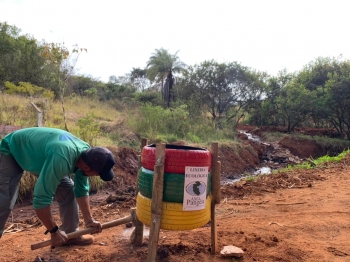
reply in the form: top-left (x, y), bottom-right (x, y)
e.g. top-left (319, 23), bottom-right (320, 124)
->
top-left (76, 196), bottom-right (101, 234)
top-left (50, 229), bottom-right (68, 247)
top-left (85, 219), bottom-right (102, 234)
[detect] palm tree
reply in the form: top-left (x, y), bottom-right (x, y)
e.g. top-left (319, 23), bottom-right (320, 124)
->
top-left (146, 48), bottom-right (186, 107)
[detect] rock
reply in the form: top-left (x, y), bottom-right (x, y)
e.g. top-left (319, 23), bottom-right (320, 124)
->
top-left (220, 245), bottom-right (244, 257)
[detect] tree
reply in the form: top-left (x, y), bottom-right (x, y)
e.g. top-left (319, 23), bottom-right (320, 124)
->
top-left (69, 75), bottom-right (100, 97)
top-left (295, 56), bottom-right (350, 132)
top-left (146, 48), bottom-right (186, 107)
top-left (239, 69), bottom-right (269, 127)
top-left (297, 57), bottom-right (341, 91)
top-left (324, 61), bottom-right (350, 139)
top-left (40, 42), bottom-right (86, 131)
top-left (0, 22), bottom-right (46, 86)
top-left (102, 76), bottom-right (137, 102)
top-left (130, 67), bottom-right (151, 92)
top-left (180, 60), bottom-right (251, 129)
top-left (258, 69), bottom-right (294, 126)
top-left (276, 80), bottom-right (314, 132)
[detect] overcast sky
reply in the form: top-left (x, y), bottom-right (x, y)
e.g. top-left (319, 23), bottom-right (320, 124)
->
top-left (1, 0), bottom-right (350, 82)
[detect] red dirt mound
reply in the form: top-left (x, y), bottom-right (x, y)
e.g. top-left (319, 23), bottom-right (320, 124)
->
top-left (278, 136), bottom-right (322, 159)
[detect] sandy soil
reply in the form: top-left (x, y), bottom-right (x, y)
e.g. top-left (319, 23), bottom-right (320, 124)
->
top-left (1, 127), bottom-right (350, 262)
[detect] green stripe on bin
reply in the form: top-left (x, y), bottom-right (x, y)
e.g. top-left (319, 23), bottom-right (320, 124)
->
top-left (138, 167), bottom-right (211, 203)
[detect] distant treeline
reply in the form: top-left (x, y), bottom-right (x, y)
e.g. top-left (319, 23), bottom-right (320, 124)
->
top-left (1, 22), bottom-right (350, 139)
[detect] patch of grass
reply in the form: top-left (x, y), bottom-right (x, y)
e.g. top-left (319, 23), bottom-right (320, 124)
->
top-left (309, 149), bottom-right (350, 165)
top-left (245, 176), bottom-right (256, 182)
top-left (215, 140), bottom-right (240, 148)
top-left (0, 94), bottom-right (38, 127)
top-left (280, 149), bottom-right (350, 173)
top-left (17, 173), bottom-right (104, 202)
top-left (89, 177), bottom-right (105, 192)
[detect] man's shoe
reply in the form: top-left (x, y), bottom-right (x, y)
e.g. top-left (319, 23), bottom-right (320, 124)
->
top-left (64, 235), bottom-right (94, 246)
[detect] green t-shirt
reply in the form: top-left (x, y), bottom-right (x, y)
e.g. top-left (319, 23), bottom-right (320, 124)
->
top-left (0, 127), bottom-right (90, 209)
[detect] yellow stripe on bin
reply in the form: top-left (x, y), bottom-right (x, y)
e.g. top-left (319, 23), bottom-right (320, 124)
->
top-left (136, 193), bottom-right (211, 231)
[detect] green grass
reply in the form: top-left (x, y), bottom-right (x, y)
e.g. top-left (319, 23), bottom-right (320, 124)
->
top-left (281, 149), bottom-right (350, 172)
top-left (262, 132), bottom-right (285, 142)
top-left (245, 176), bottom-right (256, 182)
top-left (309, 151), bottom-right (348, 165)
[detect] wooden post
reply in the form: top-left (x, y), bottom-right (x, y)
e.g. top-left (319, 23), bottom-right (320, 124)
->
top-left (211, 142), bottom-right (220, 204)
top-left (136, 138), bottom-right (148, 196)
top-left (147, 143), bottom-right (166, 262)
top-left (210, 142), bottom-right (220, 254)
top-left (211, 161), bottom-right (221, 254)
top-left (132, 138), bottom-right (148, 246)
top-left (30, 102), bottom-right (43, 127)
top-left (210, 200), bottom-right (217, 255)
top-left (130, 207), bottom-right (143, 246)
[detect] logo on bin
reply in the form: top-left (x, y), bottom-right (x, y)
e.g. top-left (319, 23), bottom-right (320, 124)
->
top-left (185, 181), bottom-right (206, 196)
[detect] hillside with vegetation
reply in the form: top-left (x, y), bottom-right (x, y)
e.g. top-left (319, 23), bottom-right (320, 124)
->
top-left (2, 20), bottom-right (350, 200)
top-left (2, 21), bottom-right (350, 142)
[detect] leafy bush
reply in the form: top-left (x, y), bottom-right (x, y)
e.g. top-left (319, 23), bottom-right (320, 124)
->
top-left (76, 113), bottom-right (101, 147)
top-left (5, 81), bottom-right (54, 99)
top-left (129, 103), bottom-right (233, 143)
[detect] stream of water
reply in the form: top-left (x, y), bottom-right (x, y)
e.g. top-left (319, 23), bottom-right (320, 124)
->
top-left (221, 131), bottom-right (272, 185)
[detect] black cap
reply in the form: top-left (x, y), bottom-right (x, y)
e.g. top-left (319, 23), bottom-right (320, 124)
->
top-left (81, 147), bottom-right (116, 181)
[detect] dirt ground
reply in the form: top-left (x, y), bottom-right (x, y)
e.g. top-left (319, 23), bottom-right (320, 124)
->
top-left (1, 126), bottom-right (350, 262)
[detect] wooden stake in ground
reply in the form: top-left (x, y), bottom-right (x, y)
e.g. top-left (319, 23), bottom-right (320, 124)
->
top-left (131, 138), bottom-right (148, 246)
top-left (210, 142), bottom-right (220, 254)
top-left (30, 102), bottom-right (42, 127)
top-left (147, 143), bottom-right (166, 262)
top-left (136, 138), bottom-right (148, 196)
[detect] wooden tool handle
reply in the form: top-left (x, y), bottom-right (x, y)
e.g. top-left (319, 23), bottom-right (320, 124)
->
top-left (31, 215), bottom-right (133, 250)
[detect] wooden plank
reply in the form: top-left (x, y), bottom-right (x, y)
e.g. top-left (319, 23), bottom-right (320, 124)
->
top-left (136, 138), bottom-right (148, 196)
top-left (141, 138), bottom-right (149, 149)
top-left (210, 200), bottom-right (217, 254)
top-left (210, 142), bottom-right (220, 255)
top-left (216, 160), bottom-right (221, 202)
top-left (211, 142), bottom-right (220, 204)
top-left (133, 138), bottom-right (148, 246)
top-left (30, 102), bottom-right (42, 113)
top-left (30, 102), bottom-right (43, 127)
top-left (147, 143), bottom-right (166, 262)
top-left (210, 160), bottom-right (221, 254)
top-left (138, 138), bottom-right (149, 172)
